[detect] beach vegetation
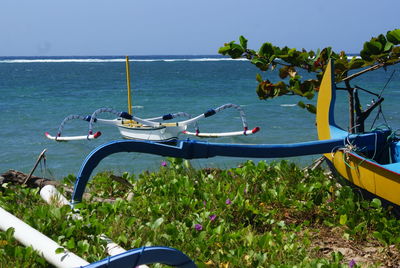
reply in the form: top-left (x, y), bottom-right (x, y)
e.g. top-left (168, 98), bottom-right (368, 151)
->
top-left (1, 159), bottom-right (400, 266)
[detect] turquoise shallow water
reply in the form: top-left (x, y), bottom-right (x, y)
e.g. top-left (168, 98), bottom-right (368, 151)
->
top-left (0, 56), bottom-right (399, 179)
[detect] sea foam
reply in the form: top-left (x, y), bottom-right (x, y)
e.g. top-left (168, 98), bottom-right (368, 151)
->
top-left (0, 57), bottom-right (246, 64)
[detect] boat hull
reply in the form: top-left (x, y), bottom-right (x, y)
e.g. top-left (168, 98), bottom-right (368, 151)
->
top-left (326, 150), bottom-right (400, 206)
top-left (117, 124), bottom-right (186, 142)
top-left (316, 60), bottom-right (400, 207)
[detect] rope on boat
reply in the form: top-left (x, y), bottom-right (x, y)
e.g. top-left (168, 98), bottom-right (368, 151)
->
top-left (215, 103), bottom-right (248, 129)
top-left (195, 103), bottom-right (248, 135)
top-left (171, 103), bottom-right (249, 134)
top-left (57, 114), bottom-right (93, 137)
top-left (332, 132), bottom-right (380, 169)
top-left (176, 103), bottom-right (247, 127)
top-left (88, 108), bottom-right (127, 134)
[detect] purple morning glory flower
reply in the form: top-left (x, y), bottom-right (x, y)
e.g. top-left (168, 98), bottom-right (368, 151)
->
top-left (349, 259), bottom-right (356, 268)
top-left (209, 214), bottom-right (217, 221)
top-left (195, 224), bottom-right (203, 231)
top-left (225, 198), bottom-right (232, 205)
top-left (161, 161), bottom-right (167, 167)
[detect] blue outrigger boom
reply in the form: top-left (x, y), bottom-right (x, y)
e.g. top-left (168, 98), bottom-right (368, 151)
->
top-left (72, 130), bottom-right (389, 203)
top-left (84, 246), bottom-right (196, 268)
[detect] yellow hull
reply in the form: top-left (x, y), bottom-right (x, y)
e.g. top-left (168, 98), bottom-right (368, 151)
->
top-left (316, 61), bottom-right (400, 206)
top-left (325, 151), bottom-right (400, 206)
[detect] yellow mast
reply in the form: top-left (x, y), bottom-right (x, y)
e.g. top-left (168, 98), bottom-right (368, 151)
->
top-left (125, 56), bottom-right (132, 115)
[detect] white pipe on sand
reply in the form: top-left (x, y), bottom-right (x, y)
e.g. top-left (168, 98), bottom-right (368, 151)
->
top-left (40, 186), bottom-right (127, 255)
top-left (99, 234), bottom-right (127, 256)
top-left (39, 185), bottom-right (152, 267)
top-left (0, 206), bottom-right (89, 268)
top-left (40, 185), bottom-right (70, 206)
top-left (40, 185), bottom-right (150, 267)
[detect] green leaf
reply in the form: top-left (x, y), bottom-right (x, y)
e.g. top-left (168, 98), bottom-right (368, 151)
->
top-left (297, 101), bottom-right (306, 109)
top-left (305, 104), bottom-right (316, 114)
top-left (72, 203), bottom-right (86, 210)
top-left (256, 84), bottom-right (266, 99)
top-left (66, 238), bottom-right (75, 249)
top-left (339, 214), bottom-right (347, 225)
top-left (377, 34), bottom-right (387, 47)
top-left (303, 91), bottom-right (314, 100)
top-left (383, 41), bottom-right (394, 52)
top-left (239, 36), bottom-right (248, 50)
top-left (373, 231), bottom-right (383, 241)
top-left (251, 56), bottom-right (269, 71)
top-left (360, 49), bottom-right (372, 61)
top-left (118, 234), bottom-right (128, 244)
top-left (55, 247), bottom-right (65, 254)
top-left (387, 29), bottom-right (400, 45)
top-left (365, 40), bottom-right (383, 55)
top-left (334, 59), bottom-right (348, 73)
top-left (371, 198), bottom-right (382, 208)
top-left (279, 66), bottom-right (292, 79)
top-left (392, 46), bottom-right (400, 55)
top-left (229, 44), bottom-right (245, 58)
top-left (256, 73), bottom-right (263, 83)
top-left (348, 58), bottom-right (365, 69)
top-left (218, 42), bottom-right (245, 58)
top-left (214, 225), bottom-right (223, 235)
top-left (259, 42), bottom-right (274, 58)
top-left (5, 227), bottom-right (15, 240)
top-left (152, 217), bottom-right (164, 229)
top-left (218, 45), bottom-right (231, 55)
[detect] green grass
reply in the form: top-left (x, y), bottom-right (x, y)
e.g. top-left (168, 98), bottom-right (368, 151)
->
top-left (1, 159), bottom-right (400, 267)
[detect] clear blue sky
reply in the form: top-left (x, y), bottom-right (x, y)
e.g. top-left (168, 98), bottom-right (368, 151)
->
top-left (1, 0), bottom-right (398, 56)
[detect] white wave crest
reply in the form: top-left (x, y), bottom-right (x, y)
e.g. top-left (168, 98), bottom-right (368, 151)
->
top-left (0, 57), bottom-right (247, 64)
top-left (0, 58), bottom-right (124, 63)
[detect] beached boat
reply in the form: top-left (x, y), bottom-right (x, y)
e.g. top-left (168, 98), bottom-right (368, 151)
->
top-left (316, 60), bottom-right (400, 208)
top-left (71, 61), bottom-right (400, 211)
top-left (45, 57), bottom-right (259, 142)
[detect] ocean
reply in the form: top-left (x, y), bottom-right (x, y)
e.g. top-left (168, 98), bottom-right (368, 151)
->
top-left (0, 55), bottom-right (399, 180)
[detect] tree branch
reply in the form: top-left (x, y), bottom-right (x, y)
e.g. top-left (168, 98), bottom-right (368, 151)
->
top-left (342, 60), bottom-right (400, 82)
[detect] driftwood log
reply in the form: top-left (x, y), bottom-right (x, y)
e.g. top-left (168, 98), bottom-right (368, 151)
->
top-left (0, 169), bottom-right (59, 189)
top-left (0, 170), bottom-right (125, 203)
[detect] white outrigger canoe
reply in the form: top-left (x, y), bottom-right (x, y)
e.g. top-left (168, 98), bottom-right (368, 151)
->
top-left (45, 57), bottom-right (259, 142)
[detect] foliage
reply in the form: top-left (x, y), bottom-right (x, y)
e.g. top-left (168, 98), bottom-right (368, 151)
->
top-left (218, 29), bottom-right (400, 113)
top-left (1, 160), bottom-right (400, 267)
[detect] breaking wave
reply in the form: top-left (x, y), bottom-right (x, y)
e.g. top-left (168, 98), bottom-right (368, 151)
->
top-left (0, 56), bottom-right (246, 64)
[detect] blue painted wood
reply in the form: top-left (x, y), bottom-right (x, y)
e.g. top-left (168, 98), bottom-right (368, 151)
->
top-left (71, 132), bottom-right (390, 204)
top-left (83, 246), bottom-right (196, 268)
